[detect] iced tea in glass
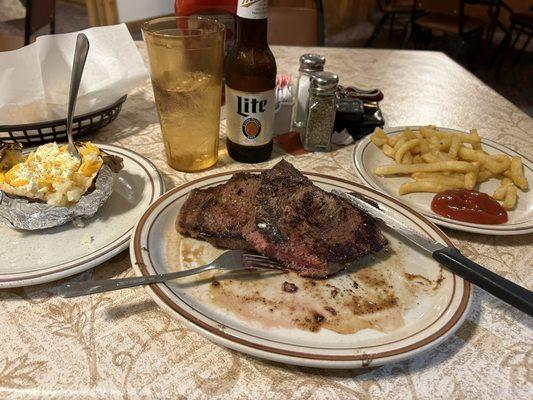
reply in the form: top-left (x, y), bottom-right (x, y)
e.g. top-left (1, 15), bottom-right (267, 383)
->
top-left (142, 17), bottom-right (224, 171)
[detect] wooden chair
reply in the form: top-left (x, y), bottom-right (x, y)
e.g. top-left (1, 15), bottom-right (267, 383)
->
top-left (412, 0), bottom-right (484, 67)
top-left (365, 0), bottom-right (415, 47)
top-left (492, 2), bottom-right (533, 78)
top-left (267, 0), bottom-right (325, 46)
top-left (5, 0), bottom-right (56, 45)
top-left (507, 12), bottom-right (533, 61)
top-left (86, 0), bottom-right (119, 27)
top-left (0, 34), bottom-right (24, 52)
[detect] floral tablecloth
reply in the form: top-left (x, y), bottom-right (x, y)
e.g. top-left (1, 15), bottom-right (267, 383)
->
top-left (0, 43), bottom-right (531, 400)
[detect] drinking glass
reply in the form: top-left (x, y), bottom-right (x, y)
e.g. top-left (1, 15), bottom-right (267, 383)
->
top-left (142, 17), bottom-right (225, 172)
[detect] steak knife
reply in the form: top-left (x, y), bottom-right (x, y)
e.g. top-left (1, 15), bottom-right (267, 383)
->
top-left (333, 190), bottom-right (533, 317)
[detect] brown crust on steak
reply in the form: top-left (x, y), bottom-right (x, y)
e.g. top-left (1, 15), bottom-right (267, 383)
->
top-left (242, 160), bottom-right (387, 277)
top-left (177, 172), bottom-right (259, 251)
top-left (176, 160), bottom-right (387, 278)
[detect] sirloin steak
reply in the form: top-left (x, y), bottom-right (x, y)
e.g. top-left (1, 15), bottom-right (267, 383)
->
top-left (176, 160), bottom-right (387, 277)
top-left (177, 172), bottom-right (259, 251)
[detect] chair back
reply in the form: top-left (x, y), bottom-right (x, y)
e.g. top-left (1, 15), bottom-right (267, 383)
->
top-left (415, 0), bottom-right (481, 36)
top-left (25, 0), bottom-right (56, 44)
top-left (267, 0), bottom-right (324, 46)
top-left (416, 0), bottom-right (461, 16)
top-left (380, 0), bottom-right (416, 9)
top-left (268, 7), bottom-right (318, 46)
top-left (0, 34), bottom-right (24, 52)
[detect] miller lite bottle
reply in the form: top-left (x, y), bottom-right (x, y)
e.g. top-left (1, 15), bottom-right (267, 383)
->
top-left (225, 0), bottom-right (276, 163)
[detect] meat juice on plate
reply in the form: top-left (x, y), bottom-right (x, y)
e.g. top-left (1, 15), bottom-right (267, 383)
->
top-left (165, 230), bottom-right (445, 335)
top-left (153, 71), bottom-right (221, 172)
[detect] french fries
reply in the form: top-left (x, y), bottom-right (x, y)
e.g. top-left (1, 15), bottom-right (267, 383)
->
top-left (448, 136), bottom-right (461, 159)
top-left (388, 135), bottom-right (399, 147)
top-left (469, 129), bottom-right (482, 149)
top-left (374, 161), bottom-right (478, 176)
top-left (393, 137), bottom-right (407, 154)
top-left (399, 181), bottom-right (463, 195)
top-left (503, 185), bottom-right (517, 210)
top-left (477, 168), bottom-right (493, 183)
top-left (458, 148), bottom-right (510, 174)
top-left (382, 143), bottom-right (395, 158)
top-left (401, 151), bottom-right (413, 164)
top-left (370, 127), bottom-right (388, 147)
top-left (509, 156), bottom-right (529, 190)
top-left (493, 178), bottom-right (512, 201)
top-left (419, 139), bottom-right (430, 154)
top-left (421, 153), bottom-right (440, 163)
top-left (464, 171), bottom-right (477, 190)
top-left (368, 126), bottom-right (529, 213)
top-left (395, 139), bottom-right (420, 164)
top-left (403, 128), bottom-right (417, 140)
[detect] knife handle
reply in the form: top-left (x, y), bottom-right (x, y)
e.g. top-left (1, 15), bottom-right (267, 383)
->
top-left (433, 247), bottom-right (533, 317)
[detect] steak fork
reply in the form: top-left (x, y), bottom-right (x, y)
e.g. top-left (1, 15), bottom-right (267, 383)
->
top-left (58, 250), bottom-right (282, 298)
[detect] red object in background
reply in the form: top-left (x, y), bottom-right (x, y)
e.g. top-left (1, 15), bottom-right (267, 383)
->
top-left (431, 189), bottom-right (508, 225)
top-left (175, 0), bottom-right (236, 15)
top-left (274, 132), bottom-right (309, 156)
top-left (175, 0), bottom-right (237, 54)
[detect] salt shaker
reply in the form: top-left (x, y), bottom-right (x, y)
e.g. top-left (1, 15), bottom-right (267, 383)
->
top-left (292, 54), bottom-right (325, 134)
top-left (302, 71), bottom-right (339, 152)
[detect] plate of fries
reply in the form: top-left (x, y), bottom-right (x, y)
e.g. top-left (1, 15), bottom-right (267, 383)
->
top-left (353, 126), bottom-right (533, 234)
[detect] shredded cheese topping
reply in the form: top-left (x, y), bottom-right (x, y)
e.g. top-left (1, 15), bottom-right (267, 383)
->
top-left (0, 142), bottom-right (103, 206)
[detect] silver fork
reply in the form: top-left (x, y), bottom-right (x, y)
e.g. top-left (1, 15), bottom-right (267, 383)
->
top-left (57, 250), bottom-right (282, 298)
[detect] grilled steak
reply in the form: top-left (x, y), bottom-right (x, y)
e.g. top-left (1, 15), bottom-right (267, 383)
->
top-left (242, 161), bottom-right (387, 277)
top-left (177, 160), bottom-right (387, 277)
top-left (176, 172), bottom-right (259, 251)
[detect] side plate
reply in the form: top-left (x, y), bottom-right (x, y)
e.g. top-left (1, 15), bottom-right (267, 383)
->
top-left (353, 126), bottom-right (533, 235)
top-left (0, 144), bottom-right (164, 288)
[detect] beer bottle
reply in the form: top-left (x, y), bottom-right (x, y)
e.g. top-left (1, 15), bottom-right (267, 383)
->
top-left (225, 0), bottom-right (277, 163)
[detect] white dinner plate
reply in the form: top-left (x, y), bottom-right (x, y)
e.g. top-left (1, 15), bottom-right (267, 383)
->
top-left (130, 170), bottom-right (471, 369)
top-left (0, 143), bottom-right (164, 288)
top-left (353, 126), bottom-right (533, 235)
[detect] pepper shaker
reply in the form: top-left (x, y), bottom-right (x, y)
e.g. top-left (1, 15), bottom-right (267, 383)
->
top-left (292, 54), bottom-right (325, 134)
top-left (302, 71), bottom-right (339, 152)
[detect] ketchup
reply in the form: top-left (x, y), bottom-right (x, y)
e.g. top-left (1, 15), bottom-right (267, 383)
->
top-left (431, 190), bottom-right (508, 225)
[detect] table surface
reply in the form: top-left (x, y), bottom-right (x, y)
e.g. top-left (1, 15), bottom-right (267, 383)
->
top-left (0, 43), bottom-right (532, 400)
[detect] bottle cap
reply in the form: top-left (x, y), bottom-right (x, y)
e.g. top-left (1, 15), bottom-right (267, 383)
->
top-left (310, 71), bottom-right (339, 93)
top-left (299, 54), bottom-right (326, 73)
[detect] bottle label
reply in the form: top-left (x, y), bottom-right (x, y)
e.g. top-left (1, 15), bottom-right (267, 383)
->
top-left (237, 0), bottom-right (268, 20)
top-left (225, 86), bottom-right (275, 146)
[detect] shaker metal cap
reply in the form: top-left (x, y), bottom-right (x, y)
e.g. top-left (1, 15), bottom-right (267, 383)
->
top-left (299, 53), bottom-right (326, 72)
top-left (310, 71), bottom-right (339, 90)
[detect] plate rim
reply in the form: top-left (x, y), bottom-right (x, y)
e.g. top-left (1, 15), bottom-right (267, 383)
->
top-left (130, 169), bottom-right (472, 368)
top-left (0, 143), bottom-right (165, 288)
top-left (352, 126), bottom-right (533, 235)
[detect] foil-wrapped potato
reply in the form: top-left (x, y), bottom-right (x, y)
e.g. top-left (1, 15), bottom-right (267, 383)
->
top-left (0, 141), bottom-right (123, 230)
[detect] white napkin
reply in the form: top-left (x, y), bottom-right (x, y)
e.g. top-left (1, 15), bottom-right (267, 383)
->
top-left (0, 23), bottom-right (148, 125)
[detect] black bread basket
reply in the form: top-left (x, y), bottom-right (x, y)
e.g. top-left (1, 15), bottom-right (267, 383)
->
top-left (0, 95), bottom-right (127, 145)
